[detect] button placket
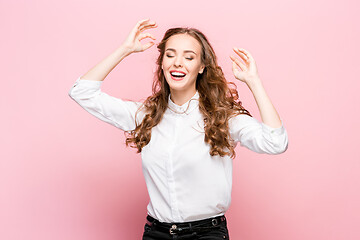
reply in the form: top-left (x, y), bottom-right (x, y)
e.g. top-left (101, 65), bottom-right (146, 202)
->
top-left (167, 116), bottom-right (181, 221)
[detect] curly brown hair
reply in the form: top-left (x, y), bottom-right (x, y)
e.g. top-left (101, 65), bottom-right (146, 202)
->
top-left (125, 27), bottom-right (252, 158)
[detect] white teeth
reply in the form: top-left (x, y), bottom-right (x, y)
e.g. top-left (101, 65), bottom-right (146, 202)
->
top-left (171, 72), bottom-right (186, 77)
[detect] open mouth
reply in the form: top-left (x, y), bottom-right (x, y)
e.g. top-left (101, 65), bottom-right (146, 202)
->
top-left (170, 71), bottom-right (186, 81)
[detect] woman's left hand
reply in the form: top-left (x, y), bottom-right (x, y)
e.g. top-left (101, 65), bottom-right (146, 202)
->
top-left (230, 48), bottom-right (261, 86)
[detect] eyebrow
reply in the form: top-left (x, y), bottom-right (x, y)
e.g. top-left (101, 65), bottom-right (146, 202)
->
top-left (165, 48), bottom-right (197, 55)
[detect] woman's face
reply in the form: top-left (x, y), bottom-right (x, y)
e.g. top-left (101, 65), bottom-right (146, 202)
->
top-left (162, 34), bottom-right (205, 97)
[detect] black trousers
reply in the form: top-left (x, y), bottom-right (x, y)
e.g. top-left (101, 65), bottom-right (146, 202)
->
top-left (142, 214), bottom-right (230, 240)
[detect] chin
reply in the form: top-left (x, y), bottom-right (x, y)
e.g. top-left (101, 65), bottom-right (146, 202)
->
top-left (165, 74), bottom-right (194, 91)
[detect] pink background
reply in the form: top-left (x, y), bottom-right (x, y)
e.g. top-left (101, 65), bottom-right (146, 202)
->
top-left (1, 0), bottom-right (359, 239)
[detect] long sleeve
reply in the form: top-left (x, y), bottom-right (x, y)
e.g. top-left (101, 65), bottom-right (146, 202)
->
top-left (229, 114), bottom-right (289, 154)
top-left (68, 76), bottom-right (145, 131)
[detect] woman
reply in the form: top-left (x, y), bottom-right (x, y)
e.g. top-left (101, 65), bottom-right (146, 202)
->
top-left (69, 18), bottom-right (288, 240)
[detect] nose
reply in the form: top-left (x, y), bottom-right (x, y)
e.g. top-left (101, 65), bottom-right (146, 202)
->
top-left (174, 56), bottom-right (183, 67)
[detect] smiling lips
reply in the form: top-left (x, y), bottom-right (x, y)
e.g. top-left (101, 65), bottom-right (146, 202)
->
top-left (170, 70), bottom-right (186, 81)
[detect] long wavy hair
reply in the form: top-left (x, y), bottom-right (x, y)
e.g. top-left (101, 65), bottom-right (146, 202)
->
top-left (125, 27), bottom-right (252, 158)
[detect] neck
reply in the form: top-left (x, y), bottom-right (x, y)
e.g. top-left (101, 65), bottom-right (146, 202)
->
top-left (170, 89), bottom-right (197, 106)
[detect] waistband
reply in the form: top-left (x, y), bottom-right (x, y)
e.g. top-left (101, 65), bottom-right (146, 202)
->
top-left (146, 214), bottom-right (227, 235)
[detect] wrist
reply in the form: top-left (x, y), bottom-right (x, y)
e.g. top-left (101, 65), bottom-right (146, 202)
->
top-left (118, 44), bottom-right (133, 56)
top-left (113, 45), bottom-right (133, 63)
top-left (246, 77), bottom-right (263, 92)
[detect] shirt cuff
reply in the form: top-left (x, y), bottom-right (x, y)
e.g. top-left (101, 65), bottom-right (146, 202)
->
top-left (261, 118), bottom-right (286, 136)
top-left (72, 76), bottom-right (103, 89)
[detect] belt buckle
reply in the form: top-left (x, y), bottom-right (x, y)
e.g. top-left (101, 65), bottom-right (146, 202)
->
top-left (169, 224), bottom-right (177, 235)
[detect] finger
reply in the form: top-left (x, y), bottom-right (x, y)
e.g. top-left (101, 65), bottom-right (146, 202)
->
top-left (137, 18), bottom-right (151, 27)
top-left (133, 19), bottom-right (151, 34)
top-left (139, 24), bottom-right (157, 33)
top-left (231, 59), bottom-right (244, 72)
top-left (233, 48), bottom-right (249, 62)
top-left (232, 61), bottom-right (238, 72)
top-left (230, 55), bottom-right (246, 71)
top-left (232, 61), bottom-right (242, 77)
top-left (130, 19), bottom-right (150, 36)
top-left (138, 33), bottom-right (156, 41)
top-left (142, 42), bottom-right (155, 51)
top-left (236, 48), bottom-right (254, 61)
top-left (139, 21), bottom-right (157, 32)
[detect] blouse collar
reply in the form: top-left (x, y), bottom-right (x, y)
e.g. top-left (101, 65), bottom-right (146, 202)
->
top-left (168, 91), bottom-right (200, 115)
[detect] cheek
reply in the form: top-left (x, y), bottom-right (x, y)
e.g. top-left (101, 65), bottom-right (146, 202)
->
top-left (161, 58), bottom-right (167, 68)
top-left (186, 62), bottom-right (201, 74)
top-left (163, 62), bottom-right (172, 71)
top-left (162, 56), bottom-right (173, 66)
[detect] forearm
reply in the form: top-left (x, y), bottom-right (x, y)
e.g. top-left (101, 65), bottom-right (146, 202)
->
top-left (247, 78), bottom-right (282, 128)
top-left (81, 44), bottom-right (133, 82)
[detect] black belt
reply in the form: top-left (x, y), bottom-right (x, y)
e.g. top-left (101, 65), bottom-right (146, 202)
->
top-left (146, 214), bottom-right (227, 235)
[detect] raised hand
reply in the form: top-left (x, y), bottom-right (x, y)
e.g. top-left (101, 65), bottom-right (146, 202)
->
top-left (230, 48), bottom-right (261, 87)
top-left (122, 18), bottom-right (157, 53)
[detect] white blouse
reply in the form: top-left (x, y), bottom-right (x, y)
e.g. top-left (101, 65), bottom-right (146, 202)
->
top-left (68, 77), bottom-right (289, 223)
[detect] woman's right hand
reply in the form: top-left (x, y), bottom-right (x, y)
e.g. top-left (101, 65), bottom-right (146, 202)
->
top-left (122, 19), bottom-right (157, 54)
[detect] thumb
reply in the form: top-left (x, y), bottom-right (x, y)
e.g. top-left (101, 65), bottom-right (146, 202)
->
top-left (143, 42), bottom-right (155, 51)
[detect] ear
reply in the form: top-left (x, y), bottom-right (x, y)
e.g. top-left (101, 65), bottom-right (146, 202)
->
top-left (199, 65), bottom-right (205, 74)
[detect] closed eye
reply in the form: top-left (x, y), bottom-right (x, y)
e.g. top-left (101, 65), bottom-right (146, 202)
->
top-left (166, 55), bottom-right (193, 60)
